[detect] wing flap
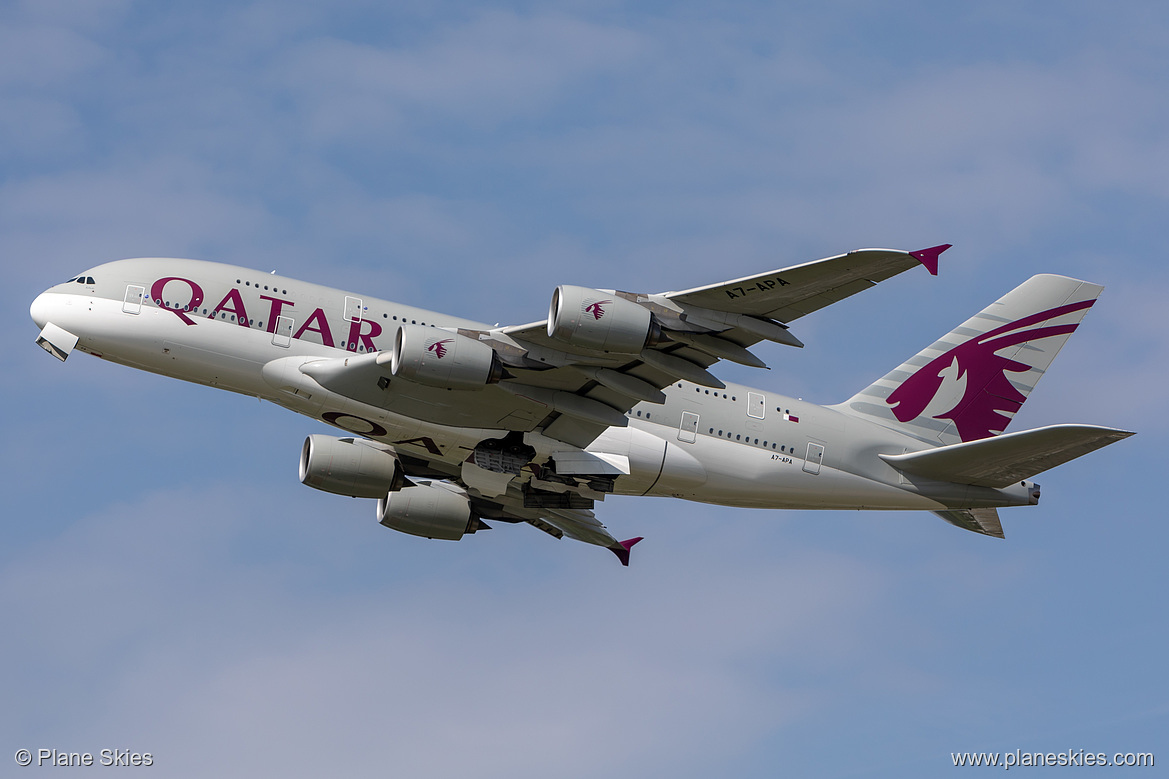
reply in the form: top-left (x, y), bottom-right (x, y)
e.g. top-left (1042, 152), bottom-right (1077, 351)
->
top-left (882, 424), bottom-right (1135, 488)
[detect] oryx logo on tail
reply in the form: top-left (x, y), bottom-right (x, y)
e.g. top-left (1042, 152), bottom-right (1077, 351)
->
top-left (885, 300), bottom-right (1095, 442)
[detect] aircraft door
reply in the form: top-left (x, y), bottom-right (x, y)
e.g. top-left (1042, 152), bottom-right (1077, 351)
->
top-left (273, 316), bottom-right (294, 347)
top-left (747, 392), bottom-right (765, 419)
top-left (344, 296), bottom-right (363, 322)
top-left (803, 442), bottom-right (825, 474)
top-left (678, 411), bottom-right (699, 444)
top-left (123, 285), bottom-right (144, 314)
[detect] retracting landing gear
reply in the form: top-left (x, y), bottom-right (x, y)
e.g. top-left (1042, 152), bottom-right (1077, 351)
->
top-left (469, 431), bottom-right (535, 475)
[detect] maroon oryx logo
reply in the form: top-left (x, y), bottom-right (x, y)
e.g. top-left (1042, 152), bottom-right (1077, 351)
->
top-left (427, 338), bottom-right (453, 359)
top-left (885, 300), bottom-right (1094, 442)
top-left (584, 299), bottom-right (610, 320)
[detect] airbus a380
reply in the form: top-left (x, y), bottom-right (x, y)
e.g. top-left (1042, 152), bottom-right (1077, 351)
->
top-left (30, 244), bottom-right (1133, 565)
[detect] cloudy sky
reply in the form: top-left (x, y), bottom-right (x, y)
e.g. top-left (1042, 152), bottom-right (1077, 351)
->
top-left (3, 1), bottom-right (1166, 775)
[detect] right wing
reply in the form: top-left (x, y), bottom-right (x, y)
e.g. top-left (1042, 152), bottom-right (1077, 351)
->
top-left (491, 245), bottom-right (949, 445)
top-left (662, 244), bottom-right (949, 320)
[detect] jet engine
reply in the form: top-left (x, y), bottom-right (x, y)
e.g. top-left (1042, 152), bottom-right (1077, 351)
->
top-left (299, 434), bottom-right (406, 498)
top-left (547, 285), bottom-right (663, 353)
top-left (390, 324), bottom-right (505, 389)
top-left (376, 481), bottom-right (486, 540)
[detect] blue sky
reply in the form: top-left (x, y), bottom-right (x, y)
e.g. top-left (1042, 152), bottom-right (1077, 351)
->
top-left (2, 1), bottom-right (1166, 776)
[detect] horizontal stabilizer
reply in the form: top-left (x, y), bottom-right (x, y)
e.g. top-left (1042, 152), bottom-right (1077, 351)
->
top-left (932, 508), bottom-right (1004, 538)
top-left (882, 424), bottom-right (1134, 488)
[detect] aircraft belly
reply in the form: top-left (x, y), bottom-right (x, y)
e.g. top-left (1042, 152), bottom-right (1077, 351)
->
top-left (648, 431), bottom-right (944, 510)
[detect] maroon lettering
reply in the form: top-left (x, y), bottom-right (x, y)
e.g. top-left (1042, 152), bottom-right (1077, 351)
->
top-left (260, 295), bottom-right (294, 333)
top-left (347, 318), bottom-right (382, 352)
top-left (150, 277), bottom-right (204, 325)
top-left (322, 412), bottom-right (388, 437)
top-left (212, 288), bottom-right (251, 326)
top-left (393, 437), bottom-right (443, 455)
top-left (294, 307), bottom-right (335, 347)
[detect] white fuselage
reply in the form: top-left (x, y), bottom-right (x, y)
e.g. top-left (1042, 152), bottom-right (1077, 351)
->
top-left (30, 258), bottom-right (1034, 513)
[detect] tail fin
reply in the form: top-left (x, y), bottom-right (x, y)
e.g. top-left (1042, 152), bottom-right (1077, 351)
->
top-left (838, 274), bottom-right (1103, 445)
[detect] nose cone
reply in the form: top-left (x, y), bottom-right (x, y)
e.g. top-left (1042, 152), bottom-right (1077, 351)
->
top-left (30, 291), bottom-right (54, 329)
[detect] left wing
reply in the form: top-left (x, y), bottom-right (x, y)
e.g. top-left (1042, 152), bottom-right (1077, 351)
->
top-left (462, 481), bottom-right (644, 565)
top-left (932, 508), bottom-right (1005, 538)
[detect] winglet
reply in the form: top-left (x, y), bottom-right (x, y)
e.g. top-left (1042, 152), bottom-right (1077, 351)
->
top-left (908, 244), bottom-right (951, 276)
top-left (610, 537), bottom-right (644, 566)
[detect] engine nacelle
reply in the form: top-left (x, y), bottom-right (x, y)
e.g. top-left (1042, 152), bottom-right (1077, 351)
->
top-left (300, 435), bottom-right (406, 498)
top-left (390, 325), bottom-right (504, 389)
top-left (547, 285), bottom-right (661, 353)
top-left (376, 481), bottom-right (480, 541)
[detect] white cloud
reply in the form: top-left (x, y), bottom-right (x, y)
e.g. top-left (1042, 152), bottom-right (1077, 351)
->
top-left (274, 11), bottom-right (643, 142)
top-left (1, 483), bottom-right (908, 777)
top-left (0, 22), bottom-right (110, 87)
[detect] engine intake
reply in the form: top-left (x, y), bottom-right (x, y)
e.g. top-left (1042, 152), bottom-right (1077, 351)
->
top-left (300, 435), bottom-right (406, 498)
top-left (376, 481), bottom-right (484, 540)
top-left (548, 286), bottom-right (661, 353)
top-left (390, 325), bottom-right (504, 389)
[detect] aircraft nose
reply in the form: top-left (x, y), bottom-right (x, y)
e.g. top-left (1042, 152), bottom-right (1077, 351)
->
top-left (30, 291), bottom-right (53, 329)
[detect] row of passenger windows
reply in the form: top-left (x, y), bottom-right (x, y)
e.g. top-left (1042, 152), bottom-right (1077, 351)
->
top-left (678, 383), bottom-right (737, 401)
top-left (236, 278), bottom-right (288, 295)
top-left (383, 314), bottom-right (435, 325)
top-left (155, 298), bottom-right (436, 328)
top-left (674, 382), bottom-right (795, 418)
top-left (230, 279), bottom-right (437, 327)
top-left (709, 428), bottom-right (791, 451)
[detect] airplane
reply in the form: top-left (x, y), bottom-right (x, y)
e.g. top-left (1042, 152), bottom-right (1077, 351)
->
top-left (30, 244), bottom-right (1133, 565)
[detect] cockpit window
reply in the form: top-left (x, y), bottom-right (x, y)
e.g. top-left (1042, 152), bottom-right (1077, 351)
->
top-left (65, 277), bottom-right (78, 283)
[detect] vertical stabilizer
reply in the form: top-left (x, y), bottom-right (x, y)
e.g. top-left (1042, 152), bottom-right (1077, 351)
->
top-left (837, 274), bottom-right (1103, 445)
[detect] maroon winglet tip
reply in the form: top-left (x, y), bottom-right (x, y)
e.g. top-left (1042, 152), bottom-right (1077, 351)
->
top-left (610, 537), bottom-right (644, 567)
top-left (909, 243), bottom-right (951, 276)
